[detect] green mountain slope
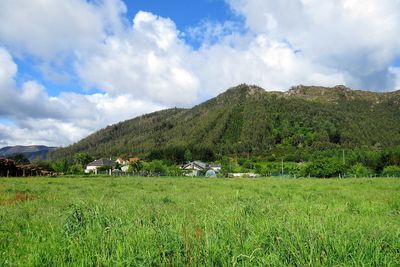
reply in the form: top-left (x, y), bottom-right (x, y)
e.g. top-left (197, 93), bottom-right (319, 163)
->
top-left (0, 145), bottom-right (57, 161)
top-left (50, 84), bottom-right (400, 160)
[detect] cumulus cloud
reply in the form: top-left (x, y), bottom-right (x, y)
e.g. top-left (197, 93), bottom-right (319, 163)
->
top-left (76, 10), bottom-right (348, 103)
top-left (227, 0), bottom-right (400, 90)
top-left (1, 0), bottom-right (400, 147)
top-left (0, 0), bottom-right (126, 60)
top-left (77, 11), bottom-right (200, 106)
top-left (191, 34), bottom-right (347, 98)
top-left (0, 47), bottom-right (164, 146)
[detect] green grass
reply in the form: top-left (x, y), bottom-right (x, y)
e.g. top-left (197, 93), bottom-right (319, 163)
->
top-left (0, 177), bottom-right (399, 266)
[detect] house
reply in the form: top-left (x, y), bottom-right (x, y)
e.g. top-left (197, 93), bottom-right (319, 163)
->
top-left (209, 164), bottom-right (222, 173)
top-left (181, 161), bottom-right (221, 176)
top-left (129, 157), bottom-right (140, 163)
top-left (121, 165), bottom-right (129, 172)
top-left (85, 158), bottom-right (117, 173)
top-left (182, 161), bottom-right (208, 171)
top-left (116, 157), bottom-right (128, 165)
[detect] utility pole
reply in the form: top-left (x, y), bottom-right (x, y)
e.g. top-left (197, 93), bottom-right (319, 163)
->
top-left (281, 159), bottom-right (284, 175)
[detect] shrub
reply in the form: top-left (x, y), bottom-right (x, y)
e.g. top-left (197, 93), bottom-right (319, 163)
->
top-left (146, 160), bottom-right (168, 176)
top-left (381, 165), bottom-right (400, 177)
top-left (348, 163), bottom-right (372, 177)
top-left (68, 164), bottom-right (84, 175)
top-left (302, 159), bottom-right (346, 178)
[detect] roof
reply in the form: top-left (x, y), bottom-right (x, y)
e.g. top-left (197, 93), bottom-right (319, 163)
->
top-left (129, 157), bottom-right (140, 162)
top-left (87, 158), bottom-right (116, 167)
top-left (182, 161), bottom-right (209, 170)
top-left (209, 164), bottom-right (221, 168)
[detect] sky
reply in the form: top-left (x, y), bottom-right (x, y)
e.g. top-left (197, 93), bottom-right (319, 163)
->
top-left (0, 0), bottom-right (399, 147)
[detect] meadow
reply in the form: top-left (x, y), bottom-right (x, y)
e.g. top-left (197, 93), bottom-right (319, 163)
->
top-left (0, 176), bottom-right (399, 266)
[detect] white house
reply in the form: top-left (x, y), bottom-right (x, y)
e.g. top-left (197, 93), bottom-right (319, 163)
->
top-left (85, 158), bottom-right (117, 173)
top-left (116, 158), bottom-right (128, 165)
top-left (181, 161), bottom-right (222, 176)
top-left (182, 161), bottom-right (208, 171)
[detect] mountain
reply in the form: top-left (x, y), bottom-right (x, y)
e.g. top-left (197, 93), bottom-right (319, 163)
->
top-left (50, 84), bottom-right (400, 161)
top-left (0, 145), bottom-right (58, 161)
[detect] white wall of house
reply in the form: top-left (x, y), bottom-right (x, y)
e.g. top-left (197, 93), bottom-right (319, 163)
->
top-left (85, 166), bottom-right (98, 173)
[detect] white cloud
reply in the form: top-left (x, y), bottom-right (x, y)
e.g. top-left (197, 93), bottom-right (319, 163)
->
top-left (227, 0), bottom-right (400, 90)
top-left (191, 35), bottom-right (347, 98)
top-left (0, 47), bottom-right (164, 146)
top-left (1, 0), bottom-right (400, 147)
top-left (0, 0), bottom-right (128, 59)
top-left (0, 47), bottom-right (17, 87)
top-left (77, 11), bottom-right (200, 106)
top-left (76, 10), bottom-right (348, 104)
top-left (390, 67), bottom-right (400, 90)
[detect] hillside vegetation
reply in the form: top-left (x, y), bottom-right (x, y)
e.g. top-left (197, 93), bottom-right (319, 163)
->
top-left (50, 84), bottom-right (400, 161)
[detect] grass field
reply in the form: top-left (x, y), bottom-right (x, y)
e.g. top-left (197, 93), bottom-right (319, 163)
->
top-left (0, 176), bottom-right (399, 266)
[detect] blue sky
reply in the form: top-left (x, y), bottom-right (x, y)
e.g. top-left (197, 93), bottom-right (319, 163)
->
top-left (124, 0), bottom-right (234, 31)
top-left (14, 0), bottom-right (241, 97)
top-left (0, 0), bottom-right (399, 146)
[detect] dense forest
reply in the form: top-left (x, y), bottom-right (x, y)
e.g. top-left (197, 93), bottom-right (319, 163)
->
top-left (50, 84), bottom-right (400, 168)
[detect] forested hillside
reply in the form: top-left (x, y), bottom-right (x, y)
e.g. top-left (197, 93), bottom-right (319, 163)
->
top-left (50, 84), bottom-right (400, 161)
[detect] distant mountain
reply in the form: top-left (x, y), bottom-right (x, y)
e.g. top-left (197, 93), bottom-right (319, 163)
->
top-left (50, 84), bottom-right (400, 161)
top-left (0, 145), bottom-right (57, 161)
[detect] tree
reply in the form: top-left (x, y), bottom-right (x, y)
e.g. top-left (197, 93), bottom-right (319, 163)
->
top-left (51, 160), bottom-right (69, 173)
top-left (73, 153), bottom-right (93, 167)
top-left (68, 164), bottom-right (84, 175)
top-left (147, 160), bottom-right (167, 176)
top-left (8, 154), bottom-right (30, 165)
top-left (184, 149), bottom-right (193, 162)
top-left (167, 165), bottom-right (183, 176)
top-left (129, 160), bottom-right (143, 173)
top-left (31, 158), bottom-right (52, 171)
top-left (302, 159), bottom-right (346, 178)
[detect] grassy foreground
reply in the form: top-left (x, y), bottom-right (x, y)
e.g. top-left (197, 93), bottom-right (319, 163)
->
top-left (0, 177), bottom-right (399, 266)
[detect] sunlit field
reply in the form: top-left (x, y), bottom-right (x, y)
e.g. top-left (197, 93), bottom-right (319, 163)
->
top-left (0, 176), bottom-right (399, 266)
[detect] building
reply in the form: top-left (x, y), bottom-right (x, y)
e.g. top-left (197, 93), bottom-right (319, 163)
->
top-left (129, 157), bottom-right (140, 163)
top-left (181, 161), bottom-right (221, 176)
top-left (209, 164), bottom-right (222, 173)
top-left (116, 158), bottom-right (128, 165)
top-left (85, 158), bottom-right (117, 173)
top-left (182, 161), bottom-right (208, 171)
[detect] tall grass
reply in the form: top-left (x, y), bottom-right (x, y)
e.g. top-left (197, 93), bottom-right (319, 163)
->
top-left (0, 177), bottom-right (399, 266)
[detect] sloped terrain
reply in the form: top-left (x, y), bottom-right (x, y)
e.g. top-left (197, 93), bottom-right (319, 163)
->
top-left (50, 84), bottom-right (400, 159)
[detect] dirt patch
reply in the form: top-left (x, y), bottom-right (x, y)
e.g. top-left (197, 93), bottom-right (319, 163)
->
top-left (0, 192), bottom-right (35, 205)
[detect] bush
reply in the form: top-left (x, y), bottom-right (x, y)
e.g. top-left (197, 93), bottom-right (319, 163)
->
top-left (166, 165), bottom-right (183, 176)
top-left (381, 165), bottom-right (400, 177)
top-left (31, 159), bottom-right (53, 171)
top-left (51, 160), bottom-right (69, 173)
top-left (128, 160), bottom-right (143, 173)
top-left (348, 163), bottom-right (372, 177)
top-left (68, 164), bottom-right (84, 175)
top-left (302, 159), bottom-right (346, 178)
top-left (146, 160), bottom-right (168, 176)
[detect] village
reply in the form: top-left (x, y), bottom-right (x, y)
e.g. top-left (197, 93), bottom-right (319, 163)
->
top-left (0, 154), bottom-right (267, 178)
top-left (85, 157), bottom-right (224, 177)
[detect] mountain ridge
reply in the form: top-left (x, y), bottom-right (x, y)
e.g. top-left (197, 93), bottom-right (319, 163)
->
top-left (0, 145), bottom-right (58, 161)
top-left (50, 84), bottom-right (400, 161)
